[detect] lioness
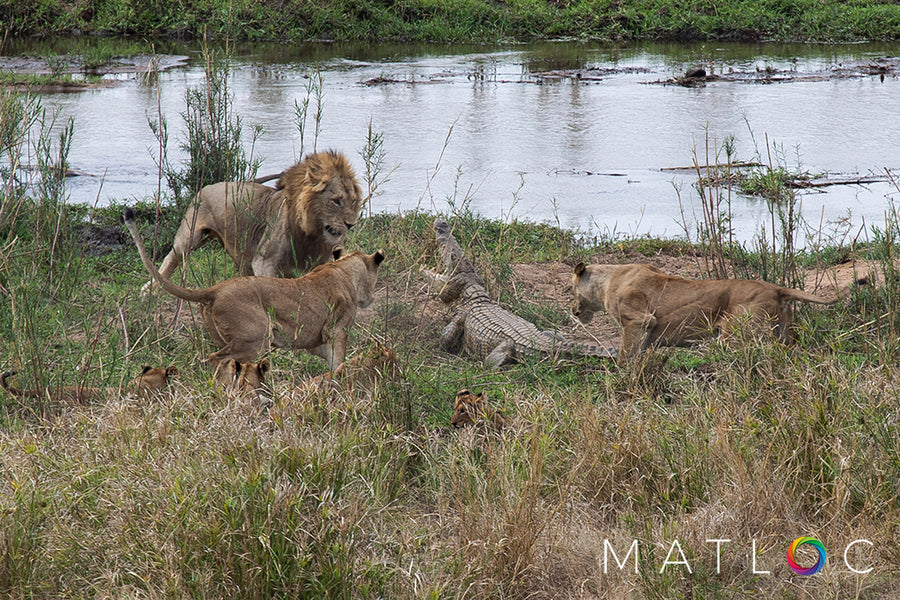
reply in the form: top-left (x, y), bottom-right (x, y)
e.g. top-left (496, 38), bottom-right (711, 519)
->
top-left (571, 262), bottom-right (836, 360)
top-left (125, 208), bottom-right (385, 369)
top-left (451, 389), bottom-right (506, 430)
top-left (214, 358), bottom-right (270, 397)
top-left (142, 150), bottom-right (362, 296)
top-left (1, 365), bottom-right (178, 403)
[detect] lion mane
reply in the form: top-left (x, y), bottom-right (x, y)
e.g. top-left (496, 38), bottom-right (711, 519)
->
top-left (143, 150), bottom-right (363, 295)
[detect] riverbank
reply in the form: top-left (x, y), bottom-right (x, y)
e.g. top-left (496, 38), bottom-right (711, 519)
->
top-left (3, 0), bottom-right (900, 43)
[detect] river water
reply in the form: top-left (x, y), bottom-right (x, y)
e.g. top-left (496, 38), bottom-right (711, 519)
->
top-left (11, 39), bottom-right (900, 245)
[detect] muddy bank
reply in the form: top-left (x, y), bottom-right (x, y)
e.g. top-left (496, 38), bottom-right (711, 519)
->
top-left (0, 54), bottom-right (190, 90)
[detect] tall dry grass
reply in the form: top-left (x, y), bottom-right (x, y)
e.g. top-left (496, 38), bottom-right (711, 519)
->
top-left (3, 80), bottom-right (900, 599)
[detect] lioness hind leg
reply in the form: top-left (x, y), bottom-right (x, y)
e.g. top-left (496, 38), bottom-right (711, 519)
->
top-left (207, 329), bottom-right (268, 368)
top-left (775, 302), bottom-right (795, 342)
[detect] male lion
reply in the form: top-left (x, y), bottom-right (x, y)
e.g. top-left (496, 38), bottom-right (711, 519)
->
top-left (142, 150), bottom-right (363, 296)
top-left (125, 208), bottom-right (385, 369)
top-left (571, 262), bottom-right (836, 360)
top-left (1, 365), bottom-right (178, 404)
top-left (451, 389), bottom-right (506, 430)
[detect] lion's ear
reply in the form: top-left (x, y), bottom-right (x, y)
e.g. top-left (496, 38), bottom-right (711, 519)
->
top-left (374, 249), bottom-right (386, 266)
top-left (258, 359), bottom-right (270, 374)
top-left (166, 366), bottom-right (179, 378)
top-left (140, 365), bottom-right (152, 375)
top-left (573, 262), bottom-right (587, 277)
top-left (332, 247), bottom-right (344, 261)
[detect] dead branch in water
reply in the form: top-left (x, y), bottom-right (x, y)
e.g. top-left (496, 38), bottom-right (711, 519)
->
top-left (662, 161), bottom-right (762, 171)
top-left (787, 175), bottom-right (890, 189)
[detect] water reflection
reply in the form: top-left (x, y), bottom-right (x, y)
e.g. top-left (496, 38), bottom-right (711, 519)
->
top-left (7, 38), bottom-right (900, 244)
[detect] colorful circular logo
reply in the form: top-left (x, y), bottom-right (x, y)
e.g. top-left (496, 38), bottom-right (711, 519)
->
top-left (787, 537), bottom-right (826, 575)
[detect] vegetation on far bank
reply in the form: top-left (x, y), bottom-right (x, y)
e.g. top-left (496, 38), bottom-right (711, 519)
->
top-left (3, 51), bottom-right (900, 598)
top-left (3, 0), bottom-right (900, 44)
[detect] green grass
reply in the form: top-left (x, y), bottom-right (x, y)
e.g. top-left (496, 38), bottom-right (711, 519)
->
top-left (3, 194), bottom-right (900, 596)
top-left (3, 0), bottom-right (900, 43)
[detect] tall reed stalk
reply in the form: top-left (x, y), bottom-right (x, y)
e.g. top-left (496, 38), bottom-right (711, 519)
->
top-left (152, 39), bottom-right (261, 204)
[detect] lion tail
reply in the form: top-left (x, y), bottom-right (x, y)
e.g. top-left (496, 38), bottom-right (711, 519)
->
top-left (123, 208), bottom-right (213, 304)
top-left (1, 369), bottom-right (27, 398)
top-left (780, 287), bottom-right (837, 305)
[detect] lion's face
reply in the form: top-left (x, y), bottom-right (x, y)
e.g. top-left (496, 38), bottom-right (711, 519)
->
top-left (313, 175), bottom-right (363, 246)
top-left (331, 249), bottom-right (385, 309)
top-left (571, 263), bottom-right (602, 324)
top-left (131, 365), bottom-right (178, 397)
top-left (283, 151), bottom-right (363, 246)
top-left (451, 389), bottom-right (505, 429)
top-left (215, 358), bottom-right (270, 396)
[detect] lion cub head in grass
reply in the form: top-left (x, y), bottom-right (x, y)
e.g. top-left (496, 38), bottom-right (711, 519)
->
top-left (130, 365), bottom-right (180, 398)
top-left (1, 364), bottom-right (178, 404)
top-left (214, 358), bottom-right (270, 398)
top-left (451, 389), bottom-right (506, 430)
top-left (290, 341), bottom-right (401, 401)
top-left (143, 150), bottom-right (363, 296)
top-left (326, 341), bottom-right (401, 386)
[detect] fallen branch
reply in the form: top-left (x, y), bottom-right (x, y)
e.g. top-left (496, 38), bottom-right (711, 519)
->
top-left (788, 175), bottom-right (890, 189)
top-left (662, 161), bottom-right (762, 171)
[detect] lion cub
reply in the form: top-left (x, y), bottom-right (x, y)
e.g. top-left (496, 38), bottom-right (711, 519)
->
top-left (451, 389), bottom-right (506, 430)
top-left (1, 365), bottom-right (178, 404)
top-left (571, 262), bottom-right (836, 360)
top-left (214, 358), bottom-right (270, 398)
top-left (296, 341), bottom-right (401, 398)
top-left (125, 208), bottom-right (385, 369)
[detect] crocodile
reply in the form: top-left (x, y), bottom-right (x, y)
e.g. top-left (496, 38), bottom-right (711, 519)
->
top-left (424, 219), bottom-right (617, 368)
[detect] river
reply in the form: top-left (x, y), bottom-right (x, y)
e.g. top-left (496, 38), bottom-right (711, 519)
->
top-left (8, 39), bottom-right (900, 245)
